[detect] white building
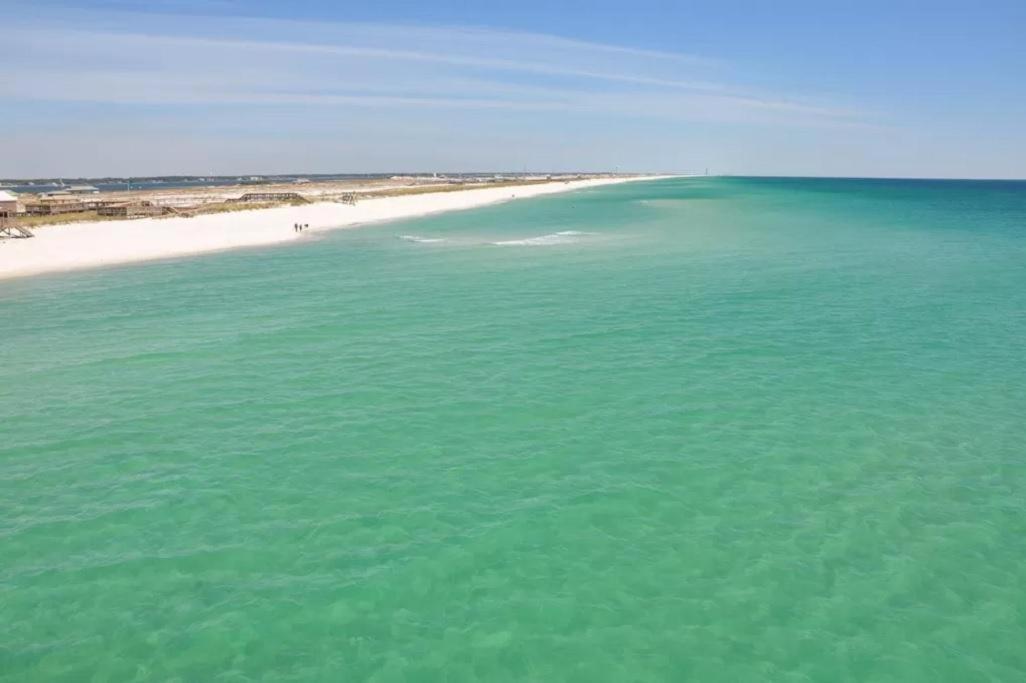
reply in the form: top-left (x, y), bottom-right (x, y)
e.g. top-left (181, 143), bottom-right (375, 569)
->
top-left (0, 190), bottom-right (19, 217)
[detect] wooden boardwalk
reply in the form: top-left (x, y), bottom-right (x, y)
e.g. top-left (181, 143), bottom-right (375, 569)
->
top-left (229, 192), bottom-right (310, 204)
top-left (0, 217), bottom-right (33, 239)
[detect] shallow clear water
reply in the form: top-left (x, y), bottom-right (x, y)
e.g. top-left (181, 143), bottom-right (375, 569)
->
top-left (2, 177), bottom-right (1025, 681)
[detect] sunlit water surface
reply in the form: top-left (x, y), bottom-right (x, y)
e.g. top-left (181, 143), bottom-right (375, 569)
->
top-left (3, 177), bottom-right (1025, 681)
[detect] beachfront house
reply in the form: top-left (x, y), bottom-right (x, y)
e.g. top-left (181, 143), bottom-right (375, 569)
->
top-left (67, 184), bottom-right (100, 195)
top-left (0, 190), bottom-right (33, 238)
top-left (24, 196), bottom-right (87, 215)
top-left (0, 190), bottom-right (19, 218)
top-left (96, 201), bottom-right (165, 217)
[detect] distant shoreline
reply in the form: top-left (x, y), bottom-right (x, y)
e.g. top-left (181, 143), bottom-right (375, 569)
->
top-left (0, 176), bottom-right (671, 281)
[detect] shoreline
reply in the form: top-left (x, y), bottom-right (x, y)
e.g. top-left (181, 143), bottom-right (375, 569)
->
top-left (0, 176), bottom-right (667, 281)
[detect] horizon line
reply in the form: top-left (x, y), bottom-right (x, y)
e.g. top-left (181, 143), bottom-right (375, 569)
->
top-left (3, 172), bottom-right (1025, 183)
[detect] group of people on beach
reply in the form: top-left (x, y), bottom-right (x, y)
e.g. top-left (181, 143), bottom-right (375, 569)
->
top-left (293, 223), bottom-right (308, 233)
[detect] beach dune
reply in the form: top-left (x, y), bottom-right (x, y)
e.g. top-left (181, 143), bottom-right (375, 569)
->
top-left (0, 177), bottom-right (659, 281)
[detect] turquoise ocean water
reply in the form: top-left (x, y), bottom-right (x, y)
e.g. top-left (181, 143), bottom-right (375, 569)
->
top-left (2, 177), bottom-right (1025, 681)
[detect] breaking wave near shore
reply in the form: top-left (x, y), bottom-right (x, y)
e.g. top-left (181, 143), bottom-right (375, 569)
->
top-left (397, 230), bottom-right (599, 247)
top-left (492, 230), bottom-right (596, 246)
top-left (398, 234), bottom-right (448, 244)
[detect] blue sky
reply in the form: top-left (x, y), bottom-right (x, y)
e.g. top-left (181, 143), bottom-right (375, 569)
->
top-left (2, 0), bottom-right (1024, 178)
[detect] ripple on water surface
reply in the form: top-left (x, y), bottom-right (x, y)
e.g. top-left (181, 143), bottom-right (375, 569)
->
top-left (2, 177), bottom-right (1026, 681)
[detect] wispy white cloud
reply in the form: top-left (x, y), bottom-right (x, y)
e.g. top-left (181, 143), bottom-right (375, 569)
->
top-left (5, 13), bottom-right (862, 125)
top-left (0, 6), bottom-right (877, 175)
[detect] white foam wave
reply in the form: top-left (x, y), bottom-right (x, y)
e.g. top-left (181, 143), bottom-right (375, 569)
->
top-left (399, 234), bottom-right (447, 244)
top-left (491, 230), bottom-right (595, 246)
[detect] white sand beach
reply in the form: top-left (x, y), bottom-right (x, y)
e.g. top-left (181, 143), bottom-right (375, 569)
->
top-left (0, 177), bottom-right (661, 281)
